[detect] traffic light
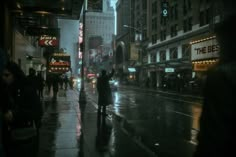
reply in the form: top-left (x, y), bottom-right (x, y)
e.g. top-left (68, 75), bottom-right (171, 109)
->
top-left (161, 1), bottom-right (169, 17)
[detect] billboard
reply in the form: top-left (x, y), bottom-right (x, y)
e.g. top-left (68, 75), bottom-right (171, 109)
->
top-left (130, 43), bottom-right (139, 61)
top-left (48, 53), bottom-right (71, 73)
top-left (191, 38), bottom-right (220, 61)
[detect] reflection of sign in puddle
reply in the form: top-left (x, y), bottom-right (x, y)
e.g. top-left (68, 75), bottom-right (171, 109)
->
top-left (190, 128), bottom-right (199, 145)
top-left (190, 104), bottom-right (202, 145)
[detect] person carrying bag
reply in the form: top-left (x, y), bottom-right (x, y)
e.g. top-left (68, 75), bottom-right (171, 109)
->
top-left (1, 61), bottom-right (42, 157)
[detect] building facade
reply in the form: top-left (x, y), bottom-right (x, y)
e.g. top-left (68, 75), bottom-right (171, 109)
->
top-left (115, 0), bottom-right (148, 84)
top-left (145, 0), bottom-right (223, 92)
top-left (84, 0), bottom-right (115, 75)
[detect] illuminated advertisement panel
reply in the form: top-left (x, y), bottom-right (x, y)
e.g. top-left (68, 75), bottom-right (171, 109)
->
top-left (48, 53), bottom-right (71, 73)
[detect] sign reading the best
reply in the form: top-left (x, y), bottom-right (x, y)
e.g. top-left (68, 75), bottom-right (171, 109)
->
top-left (191, 38), bottom-right (219, 61)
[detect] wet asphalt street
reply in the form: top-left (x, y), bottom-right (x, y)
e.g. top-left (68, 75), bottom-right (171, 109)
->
top-left (38, 83), bottom-right (203, 157)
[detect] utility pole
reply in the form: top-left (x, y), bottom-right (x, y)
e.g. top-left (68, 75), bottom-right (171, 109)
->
top-left (79, 0), bottom-right (87, 104)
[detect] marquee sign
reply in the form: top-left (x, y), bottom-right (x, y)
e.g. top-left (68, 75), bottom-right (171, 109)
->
top-left (39, 36), bottom-right (59, 47)
top-left (191, 37), bottom-right (219, 61)
top-left (48, 53), bottom-right (71, 73)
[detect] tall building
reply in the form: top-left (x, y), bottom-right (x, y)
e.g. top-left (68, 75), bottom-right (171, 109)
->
top-left (145, 0), bottom-right (224, 91)
top-left (115, 0), bottom-right (229, 92)
top-left (84, 0), bottom-right (115, 74)
top-left (115, 0), bottom-right (148, 84)
top-left (58, 19), bottom-right (80, 76)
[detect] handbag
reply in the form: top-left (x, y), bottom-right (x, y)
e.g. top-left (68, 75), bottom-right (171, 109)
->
top-left (11, 121), bottom-right (37, 141)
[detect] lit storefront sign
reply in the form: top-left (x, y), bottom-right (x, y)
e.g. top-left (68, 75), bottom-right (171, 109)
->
top-left (191, 36), bottom-right (219, 61)
top-left (192, 59), bottom-right (218, 71)
top-left (191, 36), bottom-right (220, 71)
top-left (128, 68), bottom-right (136, 72)
top-left (48, 53), bottom-right (71, 73)
top-left (165, 68), bottom-right (175, 73)
top-left (39, 36), bottom-right (59, 47)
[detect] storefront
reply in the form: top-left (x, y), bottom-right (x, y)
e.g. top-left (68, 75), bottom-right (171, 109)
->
top-left (191, 35), bottom-right (220, 90)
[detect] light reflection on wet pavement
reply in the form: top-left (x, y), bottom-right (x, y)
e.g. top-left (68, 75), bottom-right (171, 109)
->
top-left (38, 84), bottom-right (202, 157)
top-left (87, 84), bottom-right (202, 157)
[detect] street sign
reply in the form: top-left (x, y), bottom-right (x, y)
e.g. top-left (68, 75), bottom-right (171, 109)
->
top-left (165, 68), bottom-right (174, 73)
top-left (39, 36), bottom-right (59, 47)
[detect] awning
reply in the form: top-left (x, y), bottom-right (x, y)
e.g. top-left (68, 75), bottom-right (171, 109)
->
top-left (128, 68), bottom-right (136, 72)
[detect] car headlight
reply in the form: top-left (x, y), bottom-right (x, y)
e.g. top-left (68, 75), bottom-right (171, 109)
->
top-left (114, 81), bottom-right (118, 86)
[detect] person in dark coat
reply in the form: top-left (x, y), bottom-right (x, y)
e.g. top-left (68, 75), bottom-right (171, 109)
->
top-left (1, 61), bottom-right (42, 157)
top-left (52, 74), bottom-right (59, 101)
top-left (46, 74), bottom-right (52, 94)
top-left (0, 48), bottom-right (7, 157)
top-left (97, 69), bottom-right (114, 117)
top-left (36, 72), bottom-right (45, 98)
top-left (26, 68), bottom-right (41, 100)
top-left (193, 15), bottom-right (236, 157)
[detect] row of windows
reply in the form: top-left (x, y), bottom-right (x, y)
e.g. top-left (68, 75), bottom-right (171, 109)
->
top-left (151, 17), bottom-right (194, 43)
top-left (149, 45), bottom-right (190, 63)
top-left (88, 20), bottom-right (114, 25)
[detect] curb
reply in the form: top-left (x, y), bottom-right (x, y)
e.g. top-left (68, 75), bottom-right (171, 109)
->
top-left (112, 113), bottom-right (157, 157)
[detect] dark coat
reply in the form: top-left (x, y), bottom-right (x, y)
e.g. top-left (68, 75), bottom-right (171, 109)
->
top-left (194, 62), bottom-right (236, 157)
top-left (2, 79), bottom-right (42, 129)
top-left (97, 70), bottom-right (114, 106)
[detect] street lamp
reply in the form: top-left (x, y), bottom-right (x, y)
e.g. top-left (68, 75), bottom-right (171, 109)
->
top-left (123, 25), bottom-right (141, 32)
top-left (123, 25), bottom-right (142, 41)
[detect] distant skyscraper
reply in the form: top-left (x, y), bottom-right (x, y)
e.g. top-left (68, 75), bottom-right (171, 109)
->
top-left (88, 0), bottom-right (103, 12)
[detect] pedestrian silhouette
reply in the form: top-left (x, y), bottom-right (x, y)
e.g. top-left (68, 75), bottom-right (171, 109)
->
top-left (52, 74), bottom-right (59, 101)
top-left (96, 69), bottom-right (115, 117)
top-left (193, 15), bottom-right (236, 157)
top-left (1, 61), bottom-right (41, 157)
top-left (26, 68), bottom-right (38, 96)
top-left (36, 72), bottom-right (45, 98)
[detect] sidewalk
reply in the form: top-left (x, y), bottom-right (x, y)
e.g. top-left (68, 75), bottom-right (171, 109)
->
top-left (38, 89), bottom-right (153, 157)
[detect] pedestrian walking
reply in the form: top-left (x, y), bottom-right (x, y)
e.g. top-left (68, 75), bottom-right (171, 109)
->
top-left (193, 14), bottom-right (236, 157)
top-left (1, 61), bottom-right (42, 157)
top-left (52, 74), bottom-right (59, 101)
top-left (96, 69), bottom-right (114, 118)
top-left (36, 72), bottom-right (45, 98)
top-left (64, 75), bottom-right (69, 90)
top-left (26, 68), bottom-right (38, 96)
top-left (46, 74), bottom-right (52, 94)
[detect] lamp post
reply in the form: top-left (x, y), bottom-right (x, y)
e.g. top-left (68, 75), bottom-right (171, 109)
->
top-left (123, 24), bottom-right (142, 42)
top-left (79, 0), bottom-right (87, 104)
top-left (123, 25), bottom-right (141, 32)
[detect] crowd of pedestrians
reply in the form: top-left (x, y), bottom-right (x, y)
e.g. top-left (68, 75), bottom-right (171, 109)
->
top-left (0, 54), bottom-right (72, 156)
top-left (0, 61), bottom-right (42, 157)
